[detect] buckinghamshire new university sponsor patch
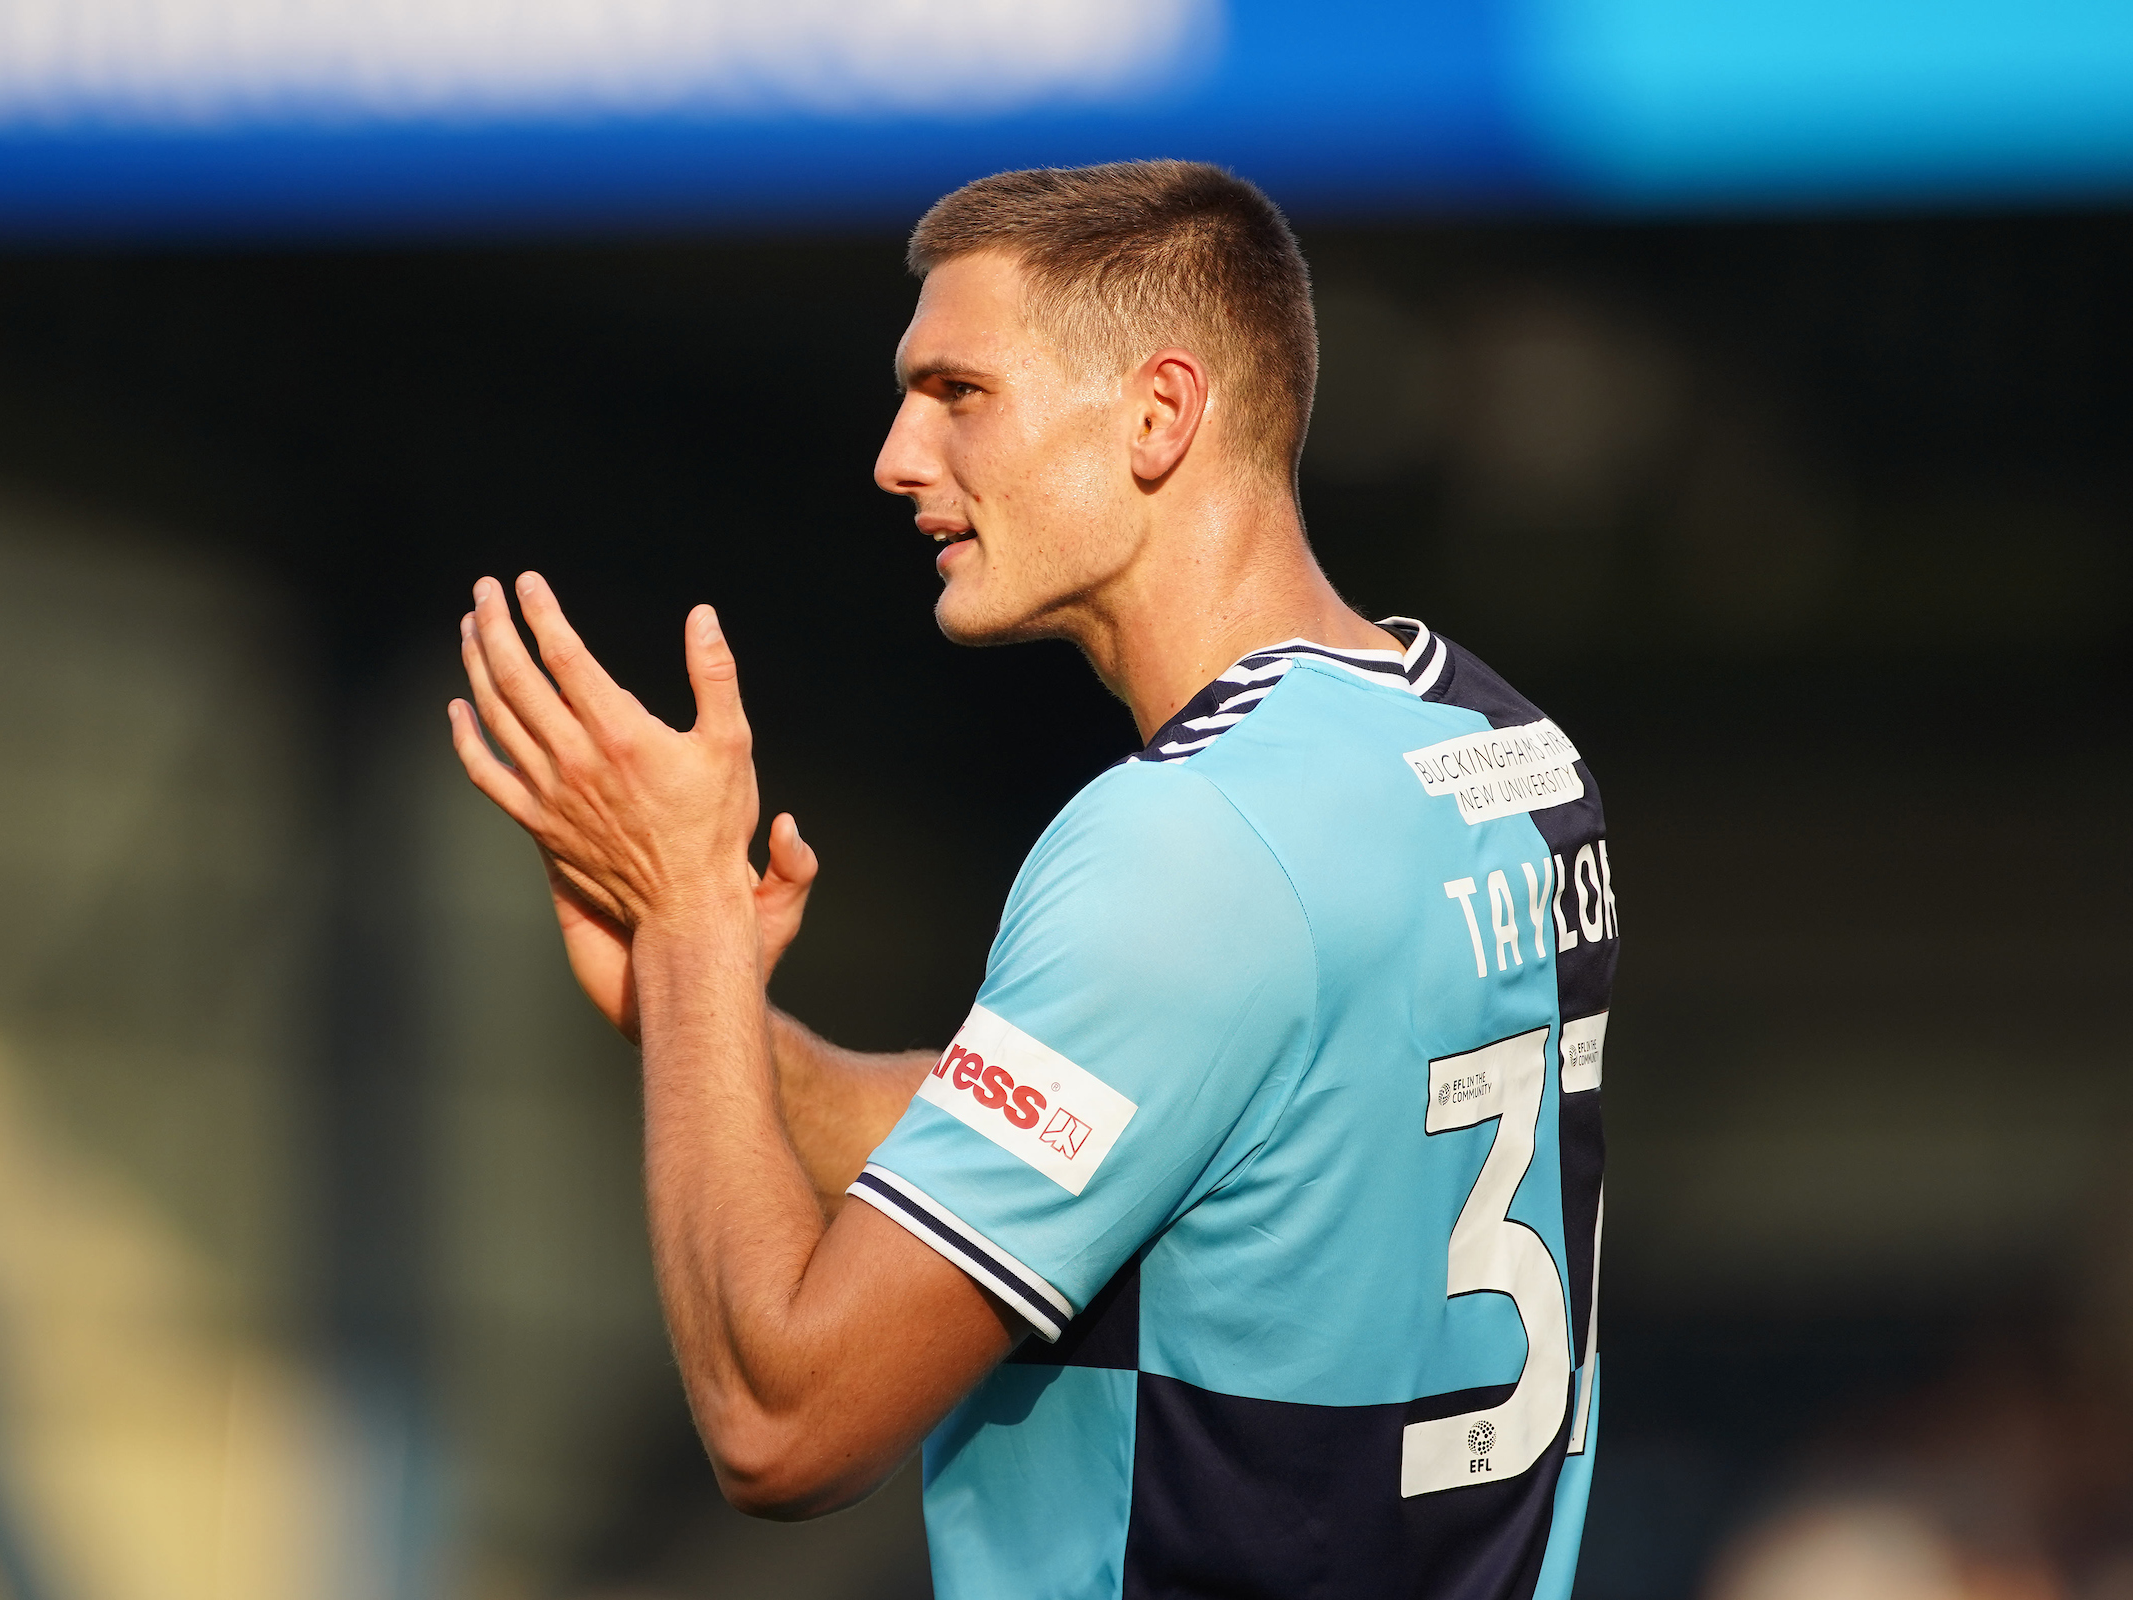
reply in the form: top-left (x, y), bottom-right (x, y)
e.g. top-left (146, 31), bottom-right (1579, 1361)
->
top-left (1403, 717), bottom-right (1584, 825)
top-left (916, 1004), bottom-right (1138, 1196)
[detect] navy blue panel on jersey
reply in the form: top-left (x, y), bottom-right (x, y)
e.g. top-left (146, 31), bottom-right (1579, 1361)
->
top-left (1123, 1373), bottom-right (1564, 1599)
top-left (855, 619), bottom-right (1613, 1600)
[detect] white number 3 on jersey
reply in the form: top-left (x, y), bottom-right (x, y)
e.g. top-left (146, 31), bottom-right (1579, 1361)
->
top-left (1403, 1026), bottom-right (1571, 1497)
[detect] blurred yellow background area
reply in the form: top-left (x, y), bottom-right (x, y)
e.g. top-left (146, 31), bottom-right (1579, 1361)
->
top-left (0, 506), bottom-right (349, 1600)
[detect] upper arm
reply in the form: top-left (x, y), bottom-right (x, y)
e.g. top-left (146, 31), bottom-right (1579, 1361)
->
top-left (769, 1010), bottom-right (936, 1211)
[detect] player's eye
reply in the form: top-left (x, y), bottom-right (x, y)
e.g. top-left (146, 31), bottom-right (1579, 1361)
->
top-left (945, 380), bottom-right (981, 401)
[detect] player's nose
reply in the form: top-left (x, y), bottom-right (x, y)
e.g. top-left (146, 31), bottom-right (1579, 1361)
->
top-left (873, 394), bottom-right (939, 499)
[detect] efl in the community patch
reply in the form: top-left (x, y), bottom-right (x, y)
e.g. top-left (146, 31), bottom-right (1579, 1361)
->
top-left (1560, 1011), bottom-right (1608, 1093)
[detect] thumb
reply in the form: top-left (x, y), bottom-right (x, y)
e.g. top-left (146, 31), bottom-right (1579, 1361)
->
top-left (685, 604), bottom-right (747, 738)
top-left (764, 812), bottom-right (819, 891)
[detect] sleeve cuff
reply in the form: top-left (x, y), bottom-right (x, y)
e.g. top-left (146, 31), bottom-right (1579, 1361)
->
top-left (847, 1163), bottom-right (1074, 1342)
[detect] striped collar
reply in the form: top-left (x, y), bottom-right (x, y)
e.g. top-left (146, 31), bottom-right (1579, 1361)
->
top-left (1137, 616), bottom-right (1448, 764)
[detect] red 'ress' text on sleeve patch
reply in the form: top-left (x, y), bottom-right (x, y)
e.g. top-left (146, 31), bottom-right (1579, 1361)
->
top-left (915, 1004), bottom-right (1138, 1196)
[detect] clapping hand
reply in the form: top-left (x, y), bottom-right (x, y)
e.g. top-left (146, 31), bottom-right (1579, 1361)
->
top-left (448, 573), bottom-right (818, 1043)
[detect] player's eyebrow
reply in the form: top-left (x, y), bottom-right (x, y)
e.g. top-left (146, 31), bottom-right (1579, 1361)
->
top-left (896, 358), bottom-right (999, 393)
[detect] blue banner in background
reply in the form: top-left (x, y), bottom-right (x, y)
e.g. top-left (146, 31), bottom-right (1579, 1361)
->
top-left (1, 0), bottom-right (2130, 237)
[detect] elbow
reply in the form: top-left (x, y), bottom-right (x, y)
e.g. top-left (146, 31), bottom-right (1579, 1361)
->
top-left (707, 1412), bottom-right (880, 1522)
top-left (715, 1463), bottom-right (828, 1523)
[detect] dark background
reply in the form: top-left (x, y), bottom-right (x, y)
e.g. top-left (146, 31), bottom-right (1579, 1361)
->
top-left (0, 211), bottom-right (2126, 1598)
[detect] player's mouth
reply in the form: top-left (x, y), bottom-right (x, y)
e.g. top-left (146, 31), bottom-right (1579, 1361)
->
top-left (928, 524), bottom-right (979, 575)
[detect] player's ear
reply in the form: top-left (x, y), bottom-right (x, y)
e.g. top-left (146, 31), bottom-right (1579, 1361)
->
top-left (1129, 348), bottom-right (1207, 485)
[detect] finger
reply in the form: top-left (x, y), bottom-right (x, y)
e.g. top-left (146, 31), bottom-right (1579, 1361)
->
top-left (470, 575), bottom-right (584, 759)
top-left (448, 698), bottom-right (542, 828)
top-left (513, 571), bottom-right (640, 739)
top-left (685, 604), bottom-right (750, 744)
top-left (460, 610), bottom-right (550, 780)
top-left (764, 812), bottom-right (819, 892)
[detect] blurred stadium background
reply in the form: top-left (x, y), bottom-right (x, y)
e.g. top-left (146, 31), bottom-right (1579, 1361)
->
top-left (0, 3), bottom-right (2129, 1598)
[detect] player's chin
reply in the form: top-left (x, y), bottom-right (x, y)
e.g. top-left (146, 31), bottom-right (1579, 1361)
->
top-left (934, 583), bottom-right (1045, 648)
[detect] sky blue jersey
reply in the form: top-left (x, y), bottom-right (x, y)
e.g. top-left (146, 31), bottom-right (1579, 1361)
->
top-left (851, 620), bottom-right (1615, 1600)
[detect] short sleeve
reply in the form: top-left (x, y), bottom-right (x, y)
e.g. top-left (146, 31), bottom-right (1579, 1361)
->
top-left (850, 761), bottom-right (1317, 1339)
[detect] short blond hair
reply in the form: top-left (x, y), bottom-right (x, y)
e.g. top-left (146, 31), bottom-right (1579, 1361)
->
top-left (908, 160), bottom-right (1317, 483)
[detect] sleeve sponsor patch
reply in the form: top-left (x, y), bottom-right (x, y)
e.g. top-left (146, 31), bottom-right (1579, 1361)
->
top-left (1403, 717), bottom-right (1585, 825)
top-left (916, 1003), bottom-right (1137, 1196)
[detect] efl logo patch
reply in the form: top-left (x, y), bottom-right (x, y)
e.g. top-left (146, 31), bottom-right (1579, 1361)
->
top-left (916, 1004), bottom-right (1137, 1195)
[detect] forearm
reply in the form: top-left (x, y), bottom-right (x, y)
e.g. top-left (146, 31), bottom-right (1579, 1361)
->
top-left (635, 912), bottom-right (839, 1498)
top-left (637, 919), bottom-right (1007, 1517)
top-left (769, 1009), bottom-right (934, 1212)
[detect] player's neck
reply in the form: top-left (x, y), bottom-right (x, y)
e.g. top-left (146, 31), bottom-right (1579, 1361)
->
top-left (1073, 494), bottom-right (1403, 744)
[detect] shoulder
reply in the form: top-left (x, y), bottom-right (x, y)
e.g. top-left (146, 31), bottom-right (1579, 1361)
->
top-left (1019, 756), bottom-right (1283, 893)
top-left (989, 758), bottom-right (1314, 1001)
